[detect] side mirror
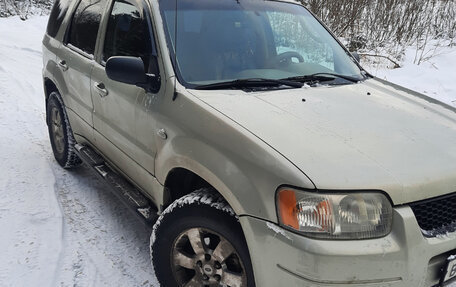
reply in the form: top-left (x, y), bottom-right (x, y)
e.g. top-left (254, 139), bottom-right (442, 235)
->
top-left (351, 52), bottom-right (361, 63)
top-left (106, 56), bottom-right (146, 85)
top-left (106, 56), bottom-right (160, 92)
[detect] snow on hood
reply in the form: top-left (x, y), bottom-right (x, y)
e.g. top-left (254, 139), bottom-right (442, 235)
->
top-left (189, 79), bottom-right (456, 205)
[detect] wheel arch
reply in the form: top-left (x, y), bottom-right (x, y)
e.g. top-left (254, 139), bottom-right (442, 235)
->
top-left (163, 167), bottom-right (214, 207)
top-left (44, 77), bottom-right (58, 102)
top-left (43, 78), bottom-right (60, 125)
top-left (157, 139), bottom-right (260, 218)
top-left (161, 164), bottom-right (247, 219)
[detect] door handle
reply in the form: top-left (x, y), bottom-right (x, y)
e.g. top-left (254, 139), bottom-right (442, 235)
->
top-left (58, 60), bottom-right (68, 71)
top-left (94, 82), bottom-right (109, 97)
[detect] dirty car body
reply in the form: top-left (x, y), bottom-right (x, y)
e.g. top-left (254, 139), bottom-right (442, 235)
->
top-left (42, 0), bottom-right (456, 286)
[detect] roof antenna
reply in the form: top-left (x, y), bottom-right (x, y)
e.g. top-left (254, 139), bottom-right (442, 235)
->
top-left (172, 0), bottom-right (178, 101)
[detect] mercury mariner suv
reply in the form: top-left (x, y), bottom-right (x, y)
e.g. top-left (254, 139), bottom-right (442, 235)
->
top-left (42, 0), bottom-right (456, 286)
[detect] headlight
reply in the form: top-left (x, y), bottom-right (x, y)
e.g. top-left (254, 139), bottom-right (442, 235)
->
top-left (276, 188), bottom-right (393, 239)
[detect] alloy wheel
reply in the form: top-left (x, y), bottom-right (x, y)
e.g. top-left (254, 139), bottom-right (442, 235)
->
top-left (51, 106), bottom-right (65, 154)
top-left (171, 227), bottom-right (247, 287)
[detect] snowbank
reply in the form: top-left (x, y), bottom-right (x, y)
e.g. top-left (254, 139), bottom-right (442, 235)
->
top-left (367, 45), bottom-right (456, 107)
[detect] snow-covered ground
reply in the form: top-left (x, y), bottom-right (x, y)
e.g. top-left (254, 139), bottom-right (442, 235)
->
top-left (0, 16), bottom-right (157, 287)
top-left (1, 15), bottom-right (456, 287)
top-left (366, 45), bottom-right (456, 107)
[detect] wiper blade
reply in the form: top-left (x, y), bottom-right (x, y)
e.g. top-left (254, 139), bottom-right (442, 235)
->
top-left (193, 78), bottom-right (303, 90)
top-left (283, 73), bottom-right (361, 84)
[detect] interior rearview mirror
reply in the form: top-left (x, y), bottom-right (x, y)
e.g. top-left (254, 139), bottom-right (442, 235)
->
top-left (106, 56), bottom-right (160, 93)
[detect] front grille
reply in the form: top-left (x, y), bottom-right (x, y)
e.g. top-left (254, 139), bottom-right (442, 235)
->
top-left (409, 192), bottom-right (456, 237)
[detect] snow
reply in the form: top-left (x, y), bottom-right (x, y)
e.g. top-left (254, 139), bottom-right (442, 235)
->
top-left (265, 222), bottom-right (292, 241)
top-left (1, 14), bottom-right (456, 287)
top-left (421, 221), bottom-right (456, 238)
top-left (0, 16), bottom-right (157, 287)
top-left (150, 189), bottom-right (235, 244)
top-left (366, 45), bottom-right (456, 107)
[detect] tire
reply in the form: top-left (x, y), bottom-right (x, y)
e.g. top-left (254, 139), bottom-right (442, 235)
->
top-left (150, 189), bottom-right (255, 287)
top-left (46, 91), bottom-right (82, 168)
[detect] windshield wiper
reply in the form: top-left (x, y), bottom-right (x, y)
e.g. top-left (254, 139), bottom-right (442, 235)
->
top-left (283, 72), bottom-right (362, 84)
top-left (193, 78), bottom-right (304, 90)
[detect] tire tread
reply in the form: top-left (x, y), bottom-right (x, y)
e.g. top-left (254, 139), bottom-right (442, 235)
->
top-left (47, 91), bottom-right (82, 169)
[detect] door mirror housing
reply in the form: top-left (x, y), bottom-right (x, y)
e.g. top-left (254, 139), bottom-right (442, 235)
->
top-left (106, 56), bottom-right (146, 85)
top-left (106, 56), bottom-right (160, 93)
top-left (351, 52), bottom-right (361, 63)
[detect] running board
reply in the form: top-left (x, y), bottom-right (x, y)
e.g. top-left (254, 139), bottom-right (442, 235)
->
top-left (74, 144), bottom-right (158, 225)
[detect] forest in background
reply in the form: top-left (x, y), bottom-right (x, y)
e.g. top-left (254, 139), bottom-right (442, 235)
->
top-left (300, 0), bottom-right (456, 66)
top-left (1, 0), bottom-right (455, 66)
top-left (0, 0), bottom-right (52, 19)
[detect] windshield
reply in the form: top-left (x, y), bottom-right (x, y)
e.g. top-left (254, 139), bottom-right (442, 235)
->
top-left (159, 0), bottom-right (364, 88)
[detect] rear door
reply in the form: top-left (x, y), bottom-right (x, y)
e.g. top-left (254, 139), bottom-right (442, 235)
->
top-left (55, 0), bottom-right (107, 141)
top-left (91, 0), bottom-right (160, 176)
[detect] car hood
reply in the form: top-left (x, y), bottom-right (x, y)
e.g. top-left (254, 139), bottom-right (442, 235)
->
top-left (188, 79), bottom-right (456, 205)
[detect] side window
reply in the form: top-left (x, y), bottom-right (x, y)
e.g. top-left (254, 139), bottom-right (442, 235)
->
top-left (68, 0), bottom-right (106, 55)
top-left (47, 0), bottom-right (71, 38)
top-left (103, 0), bottom-right (153, 71)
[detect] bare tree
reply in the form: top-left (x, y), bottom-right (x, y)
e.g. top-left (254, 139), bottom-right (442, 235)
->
top-left (300, 0), bottom-right (456, 65)
top-left (0, 0), bottom-right (53, 19)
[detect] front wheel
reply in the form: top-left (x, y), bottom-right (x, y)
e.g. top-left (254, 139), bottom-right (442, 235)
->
top-left (150, 189), bottom-right (255, 287)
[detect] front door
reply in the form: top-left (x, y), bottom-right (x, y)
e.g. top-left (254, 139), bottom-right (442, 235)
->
top-left (91, 0), bottom-right (160, 179)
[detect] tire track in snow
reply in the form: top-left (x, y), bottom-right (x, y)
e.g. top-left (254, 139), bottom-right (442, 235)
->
top-left (50, 164), bottom-right (155, 287)
top-left (0, 16), bottom-right (157, 287)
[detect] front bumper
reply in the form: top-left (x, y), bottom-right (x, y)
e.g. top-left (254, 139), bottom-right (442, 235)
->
top-left (240, 206), bottom-right (456, 287)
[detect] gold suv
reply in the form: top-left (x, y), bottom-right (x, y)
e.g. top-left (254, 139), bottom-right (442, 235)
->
top-left (43, 0), bottom-right (456, 286)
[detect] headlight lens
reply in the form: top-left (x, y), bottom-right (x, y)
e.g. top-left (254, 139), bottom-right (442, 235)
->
top-left (277, 188), bottom-right (393, 239)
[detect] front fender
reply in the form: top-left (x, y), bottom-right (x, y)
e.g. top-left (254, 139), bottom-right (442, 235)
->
top-left (154, 88), bottom-right (315, 222)
top-left (156, 135), bottom-right (259, 217)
